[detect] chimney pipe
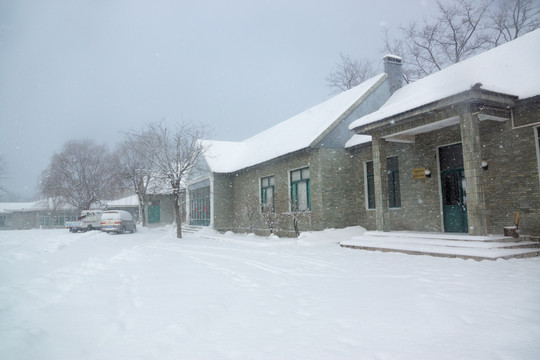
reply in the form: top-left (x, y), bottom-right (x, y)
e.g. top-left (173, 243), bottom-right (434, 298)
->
top-left (383, 54), bottom-right (403, 95)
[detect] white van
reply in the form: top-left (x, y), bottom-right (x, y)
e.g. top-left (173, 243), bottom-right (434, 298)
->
top-left (66, 210), bottom-right (103, 232)
top-left (100, 210), bottom-right (137, 234)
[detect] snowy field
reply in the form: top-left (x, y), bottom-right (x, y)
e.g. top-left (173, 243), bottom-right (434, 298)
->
top-left (1, 226), bottom-right (539, 360)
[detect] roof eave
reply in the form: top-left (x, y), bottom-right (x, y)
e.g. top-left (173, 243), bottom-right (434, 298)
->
top-left (352, 88), bottom-right (518, 135)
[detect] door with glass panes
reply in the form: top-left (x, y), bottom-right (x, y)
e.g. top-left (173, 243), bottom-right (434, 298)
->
top-left (439, 144), bottom-right (468, 233)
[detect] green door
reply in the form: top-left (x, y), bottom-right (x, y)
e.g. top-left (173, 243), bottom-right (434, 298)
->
top-left (148, 205), bottom-right (161, 224)
top-left (189, 186), bottom-right (210, 226)
top-left (441, 169), bottom-right (468, 232)
top-left (439, 144), bottom-right (468, 233)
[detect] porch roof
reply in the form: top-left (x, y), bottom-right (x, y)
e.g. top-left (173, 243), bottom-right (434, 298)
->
top-left (349, 29), bottom-right (540, 134)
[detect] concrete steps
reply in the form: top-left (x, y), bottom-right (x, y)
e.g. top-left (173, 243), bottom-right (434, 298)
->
top-left (340, 231), bottom-right (540, 261)
top-left (182, 224), bottom-right (204, 235)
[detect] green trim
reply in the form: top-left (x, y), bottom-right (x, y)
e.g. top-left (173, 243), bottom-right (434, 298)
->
top-left (290, 168), bottom-right (311, 211)
top-left (189, 186), bottom-right (210, 226)
top-left (387, 156), bottom-right (401, 208)
top-left (366, 158), bottom-right (400, 209)
top-left (366, 161), bottom-right (375, 209)
top-left (261, 176), bottom-right (275, 212)
top-left (148, 205), bottom-right (161, 224)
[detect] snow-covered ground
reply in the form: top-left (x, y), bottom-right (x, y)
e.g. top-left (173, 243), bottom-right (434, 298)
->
top-left (1, 226), bottom-right (539, 360)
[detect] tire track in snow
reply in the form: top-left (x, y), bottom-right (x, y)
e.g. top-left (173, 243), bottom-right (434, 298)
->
top-left (146, 242), bottom-right (344, 280)
top-left (7, 241), bottom-right (153, 309)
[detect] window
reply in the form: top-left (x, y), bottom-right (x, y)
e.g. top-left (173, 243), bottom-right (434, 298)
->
top-left (366, 161), bottom-right (375, 209)
top-left (189, 186), bottom-right (210, 226)
top-left (40, 215), bottom-right (50, 226)
top-left (365, 157), bottom-right (401, 209)
top-left (536, 127), bottom-right (540, 182)
top-left (387, 156), bottom-right (401, 208)
top-left (290, 167), bottom-right (311, 211)
top-left (261, 176), bottom-right (275, 212)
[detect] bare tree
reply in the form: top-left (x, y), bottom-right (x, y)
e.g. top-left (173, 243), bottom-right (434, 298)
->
top-left (39, 169), bottom-right (66, 228)
top-left (283, 189), bottom-right (310, 237)
top-left (261, 201), bottom-right (279, 235)
top-left (117, 135), bottom-right (156, 227)
top-left (135, 122), bottom-right (207, 239)
top-left (436, 0), bottom-right (493, 64)
top-left (490, 0), bottom-right (540, 45)
top-left (326, 53), bottom-right (375, 93)
top-left (40, 139), bottom-right (119, 211)
top-left (382, 0), bottom-right (539, 83)
top-left (241, 192), bottom-right (260, 234)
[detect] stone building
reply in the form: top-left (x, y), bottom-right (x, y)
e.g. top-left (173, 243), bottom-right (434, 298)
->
top-left (188, 30), bottom-right (539, 238)
top-left (187, 57), bottom-right (401, 236)
top-left (348, 29), bottom-right (540, 236)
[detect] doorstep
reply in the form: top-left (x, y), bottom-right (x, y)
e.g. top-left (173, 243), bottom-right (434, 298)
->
top-left (340, 231), bottom-right (540, 261)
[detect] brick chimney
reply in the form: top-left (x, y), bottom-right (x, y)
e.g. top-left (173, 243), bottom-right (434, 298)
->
top-left (383, 54), bottom-right (403, 95)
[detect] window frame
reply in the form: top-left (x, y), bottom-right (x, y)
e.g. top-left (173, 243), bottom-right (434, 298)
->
top-left (365, 157), bottom-right (401, 209)
top-left (39, 214), bottom-right (50, 226)
top-left (260, 175), bottom-right (275, 212)
top-left (290, 167), bottom-right (311, 212)
top-left (365, 161), bottom-right (375, 210)
top-left (536, 126), bottom-right (540, 185)
top-left (387, 156), bottom-right (401, 208)
top-left (189, 186), bottom-right (211, 225)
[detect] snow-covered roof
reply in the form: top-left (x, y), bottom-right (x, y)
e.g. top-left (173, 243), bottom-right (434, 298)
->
top-left (105, 195), bottom-right (139, 207)
top-left (345, 134), bottom-right (372, 148)
top-left (0, 202), bottom-right (40, 214)
top-left (203, 73), bottom-right (387, 173)
top-left (0, 200), bottom-right (79, 213)
top-left (350, 29), bottom-right (540, 130)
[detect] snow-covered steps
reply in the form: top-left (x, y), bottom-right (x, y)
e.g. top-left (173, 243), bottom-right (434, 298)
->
top-left (181, 225), bottom-right (204, 235)
top-left (340, 231), bottom-right (540, 261)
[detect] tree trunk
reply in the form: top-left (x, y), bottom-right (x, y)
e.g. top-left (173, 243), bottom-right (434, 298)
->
top-left (173, 191), bottom-right (182, 238)
top-left (138, 194), bottom-right (147, 227)
top-left (293, 217), bottom-right (300, 237)
top-left (140, 204), bottom-right (147, 227)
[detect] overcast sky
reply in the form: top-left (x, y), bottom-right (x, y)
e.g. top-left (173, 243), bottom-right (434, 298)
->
top-left (0, 0), bottom-right (439, 199)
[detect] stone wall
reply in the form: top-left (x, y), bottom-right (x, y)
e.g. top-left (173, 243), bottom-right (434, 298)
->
top-left (480, 121), bottom-right (540, 235)
top-left (313, 148), bottom-right (360, 229)
top-left (349, 120), bottom-right (540, 236)
top-left (213, 148), bottom-right (370, 237)
top-left (213, 173), bottom-right (236, 232)
top-left (225, 150), bottom-right (314, 237)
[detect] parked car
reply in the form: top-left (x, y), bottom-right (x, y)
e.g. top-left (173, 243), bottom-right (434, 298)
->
top-left (100, 210), bottom-right (136, 234)
top-left (66, 210), bottom-right (103, 232)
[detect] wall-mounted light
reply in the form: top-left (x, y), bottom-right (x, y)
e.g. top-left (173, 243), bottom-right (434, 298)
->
top-left (481, 160), bottom-right (488, 170)
top-left (424, 169), bottom-right (431, 178)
